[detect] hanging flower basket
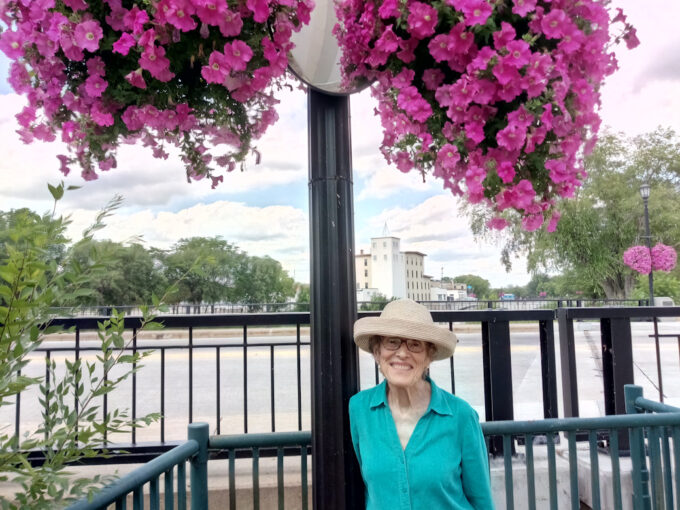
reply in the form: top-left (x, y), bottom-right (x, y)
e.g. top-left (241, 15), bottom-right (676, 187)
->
top-left (0, 0), bottom-right (313, 186)
top-left (624, 244), bottom-right (678, 275)
top-left (334, 0), bottom-right (638, 230)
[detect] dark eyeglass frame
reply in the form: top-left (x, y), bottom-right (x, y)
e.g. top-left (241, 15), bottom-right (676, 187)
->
top-left (380, 336), bottom-right (426, 353)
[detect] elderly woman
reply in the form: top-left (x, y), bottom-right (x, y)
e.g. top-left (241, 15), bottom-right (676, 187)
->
top-left (350, 299), bottom-right (494, 510)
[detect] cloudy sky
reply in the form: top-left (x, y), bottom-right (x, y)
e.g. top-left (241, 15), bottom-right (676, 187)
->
top-left (1, 0), bottom-right (678, 288)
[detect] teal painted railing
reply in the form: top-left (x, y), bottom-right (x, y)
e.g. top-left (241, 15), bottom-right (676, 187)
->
top-left (68, 385), bottom-right (680, 510)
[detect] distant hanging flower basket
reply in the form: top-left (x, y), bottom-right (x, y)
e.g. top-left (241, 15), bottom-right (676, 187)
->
top-left (334, 0), bottom-right (638, 231)
top-left (0, 0), bottom-right (313, 186)
top-left (623, 244), bottom-right (678, 275)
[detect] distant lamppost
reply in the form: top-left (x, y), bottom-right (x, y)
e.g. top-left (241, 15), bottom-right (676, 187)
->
top-left (640, 183), bottom-right (654, 305)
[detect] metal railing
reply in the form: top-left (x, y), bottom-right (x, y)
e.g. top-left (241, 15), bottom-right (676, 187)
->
top-left (67, 385), bottom-right (680, 510)
top-left (48, 298), bottom-right (649, 317)
top-left (12, 306), bottom-right (680, 464)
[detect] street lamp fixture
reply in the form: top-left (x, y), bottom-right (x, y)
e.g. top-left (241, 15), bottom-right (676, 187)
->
top-left (639, 183), bottom-right (654, 305)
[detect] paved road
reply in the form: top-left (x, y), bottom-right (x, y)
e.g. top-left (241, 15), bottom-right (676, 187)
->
top-left (4, 320), bottom-right (679, 443)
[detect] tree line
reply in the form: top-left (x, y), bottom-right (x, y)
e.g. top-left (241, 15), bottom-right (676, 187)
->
top-left (0, 210), bottom-right (296, 307)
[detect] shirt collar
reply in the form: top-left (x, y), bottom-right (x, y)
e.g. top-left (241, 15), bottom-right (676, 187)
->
top-left (369, 378), bottom-right (453, 416)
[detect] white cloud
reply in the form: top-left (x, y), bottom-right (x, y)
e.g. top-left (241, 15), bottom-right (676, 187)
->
top-left (0, 88), bottom-right (309, 212)
top-left (64, 200), bottom-right (310, 282)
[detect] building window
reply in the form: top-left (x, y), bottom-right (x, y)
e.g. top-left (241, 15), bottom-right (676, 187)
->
top-left (384, 255), bottom-right (387, 261)
top-left (364, 270), bottom-right (368, 277)
top-left (364, 259), bottom-right (367, 266)
top-left (372, 242), bottom-right (376, 248)
top-left (365, 282), bottom-right (368, 289)
top-left (383, 241), bottom-right (386, 247)
top-left (372, 255), bottom-right (376, 261)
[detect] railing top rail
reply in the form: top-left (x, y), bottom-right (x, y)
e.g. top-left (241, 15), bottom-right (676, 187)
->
top-left (557, 306), bottom-right (680, 320)
top-left (45, 309), bottom-right (559, 331)
top-left (481, 411), bottom-right (680, 435)
top-left (65, 440), bottom-right (198, 510)
top-left (635, 396), bottom-right (680, 414)
top-left (209, 430), bottom-right (311, 450)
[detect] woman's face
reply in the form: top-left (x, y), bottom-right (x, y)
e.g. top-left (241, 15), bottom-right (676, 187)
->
top-left (374, 336), bottom-right (433, 389)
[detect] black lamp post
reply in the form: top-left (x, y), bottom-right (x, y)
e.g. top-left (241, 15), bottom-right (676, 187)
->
top-left (640, 183), bottom-right (654, 305)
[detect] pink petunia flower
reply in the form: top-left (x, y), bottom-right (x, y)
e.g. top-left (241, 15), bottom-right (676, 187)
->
top-left (125, 69), bottom-right (147, 89)
top-left (194, 0), bottom-right (228, 25)
top-left (0, 30), bottom-right (24, 59)
top-left (505, 40), bottom-right (531, 68)
top-left (165, 0), bottom-right (198, 31)
top-left (223, 40), bottom-right (253, 72)
top-left (407, 2), bottom-right (438, 39)
top-left (540, 9), bottom-right (569, 39)
top-left (511, 0), bottom-right (536, 17)
top-left (84, 74), bottom-right (108, 97)
top-left (113, 33), bottom-right (136, 55)
top-left (247, 0), bottom-right (270, 23)
top-left (201, 50), bottom-right (230, 83)
top-left (74, 20), bottom-right (103, 52)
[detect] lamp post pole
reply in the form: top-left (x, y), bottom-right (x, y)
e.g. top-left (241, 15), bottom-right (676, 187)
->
top-left (640, 184), bottom-right (654, 305)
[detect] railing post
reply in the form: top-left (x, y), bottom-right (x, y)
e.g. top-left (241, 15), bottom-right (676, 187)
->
top-left (539, 319), bottom-right (559, 419)
top-left (625, 385), bottom-right (651, 510)
top-left (189, 422), bottom-right (209, 510)
top-left (557, 308), bottom-right (579, 418)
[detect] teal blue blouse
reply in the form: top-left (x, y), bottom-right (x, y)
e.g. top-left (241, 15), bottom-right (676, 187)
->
top-left (349, 379), bottom-right (495, 510)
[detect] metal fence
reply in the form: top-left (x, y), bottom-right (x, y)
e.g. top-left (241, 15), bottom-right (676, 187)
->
top-left (11, 306), bottom-right (680, 465)
top-left (48, 298), bottom-right (648, 317)
top-left (66, 385), bottom-right (680, 510)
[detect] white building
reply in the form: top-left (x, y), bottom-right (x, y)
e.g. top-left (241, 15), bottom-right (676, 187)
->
top-left (355, 236), bottom-right (432, 301)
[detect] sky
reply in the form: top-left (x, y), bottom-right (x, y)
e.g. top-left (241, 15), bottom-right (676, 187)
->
top-left (1, 0), bottom-right (679, 289)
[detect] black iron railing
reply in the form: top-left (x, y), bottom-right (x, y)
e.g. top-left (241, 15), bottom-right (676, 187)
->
top-left (9, 306), bottom-right (680, 464)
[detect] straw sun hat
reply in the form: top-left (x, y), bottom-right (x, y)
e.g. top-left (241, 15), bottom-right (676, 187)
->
top-left (353, 299), bottom-right (457, 361)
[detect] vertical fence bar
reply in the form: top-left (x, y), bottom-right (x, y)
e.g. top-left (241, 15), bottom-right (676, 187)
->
top-left (525, 434), bottom-right (535, 510)
top-left (132, 488), bottom-right (143, 509)
top-left (625, 385), bottom-right (651, 510)
top-left (229, 449), bottom-right (236, 510)
top-left (503, 435), bottom-right (513, 510)
top-left (673, 426), bottom-right (680, 510)
top-left (301, 445), bottom-right (308, 510)
top-left (539, 319), bottom-right (558, 418)
top-left (188, 327), bottom-right (193, 425)
top-left (164, 469), bottom-right (174, 510)
top-left (189, 423), bottom-right (208, 510)
top-left (277, 447), bottom-right (284, 510)
top-left (647, 426), bottom-right (663, 509)
top-left (557, 309), bottom-right (579, 418)
top-left (177, 461), bottom-right (187, 510)
top-left (44, 352), bottom-right (51, 442)
top-left (216, 346), bottom-right (221, 435)
top-left (150, 476), bottom-right (160, 510)
top-left (160, 348), bottom-right (165, 444)
top-left (131, 327), bottom-right (137, 444)
top-left (568, 433), bottom-right (578, 510)
top-left (609, 429), bottom-right (622, 510)
top-left (14, 368), bottom-right (20, 441)
top-left (253, 447), bottom-right (260, 510)
top-left (75, 327), bottom-right (80, 420)
top-left (115, 496), bottom-right (126, 510)
top-left (589, 430), bottom-right (601, 510)
top-left (660, 427), bottom-right (673, 510)
top-left (271, 345), bottom-right (276, 432)
top-left (547, 432), bottom-right (558, 510)
top-left (296, 323), bottom-right (302, 431)
top-left (243, 325), bottom-right (248, 434)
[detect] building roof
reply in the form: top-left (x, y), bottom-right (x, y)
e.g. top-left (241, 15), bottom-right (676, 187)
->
top-left (403, 251), bottom-right (427, 256)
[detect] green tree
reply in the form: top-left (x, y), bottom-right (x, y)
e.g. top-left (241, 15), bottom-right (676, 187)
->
top-left (452, 274), bottom-right (491, 299)
top-left (0, 187), bottom-right (160, 508)
top-left (360, 293), bottom-right (392, 311)
top-left (163, 237), bottom-right (242, 304)
top-left (481, 128), bottom-right (680, 298)
top-left (232, 255), bottom-right (296, 304)
top-left (69, 241), bottom-right (167, 306)
top-left (295, 284), bottom-right (310, 311)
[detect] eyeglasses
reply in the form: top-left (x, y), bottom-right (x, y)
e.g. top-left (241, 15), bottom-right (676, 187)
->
top-left (380, 337), bottom-right (426, 353)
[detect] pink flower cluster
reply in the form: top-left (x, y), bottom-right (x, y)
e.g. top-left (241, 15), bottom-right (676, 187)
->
top-left (623, 244), bottom-right (678, 275)
top-left (334, 0), bottom-right (638, 230)
top-left (0, 0), bottom-right (313, 184)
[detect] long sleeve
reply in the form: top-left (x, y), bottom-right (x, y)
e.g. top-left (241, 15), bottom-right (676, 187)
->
top-left (460, 411), bottom-right (495, 509)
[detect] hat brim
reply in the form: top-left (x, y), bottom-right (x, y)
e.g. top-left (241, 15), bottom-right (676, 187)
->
top-left (353, 316), bottom-right (456, 361)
